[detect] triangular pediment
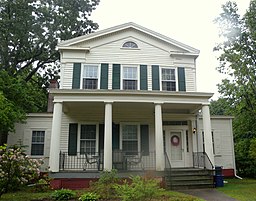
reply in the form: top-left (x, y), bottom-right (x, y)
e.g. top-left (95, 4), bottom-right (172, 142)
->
top-left (57, 22), bottom-right (199, 57)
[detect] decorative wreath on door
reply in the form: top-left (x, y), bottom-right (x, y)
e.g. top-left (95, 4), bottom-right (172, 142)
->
top-left (171, 135), bottom-right (180, 146)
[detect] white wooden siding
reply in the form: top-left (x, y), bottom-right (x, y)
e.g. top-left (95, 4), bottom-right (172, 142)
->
top-left (185, 68), bottom-right (196, 92)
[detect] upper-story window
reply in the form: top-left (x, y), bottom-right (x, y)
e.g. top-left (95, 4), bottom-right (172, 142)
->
top-left (82, 64), bottom-right (99, 89)
top-left (161, 68), bottom-right (176, 91)
top-left (122, 66), bottom-right (138, 90)
top-left (122, 41), bottom-right (138, 49)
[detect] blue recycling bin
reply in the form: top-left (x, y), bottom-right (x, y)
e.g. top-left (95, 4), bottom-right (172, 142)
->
top-left (214, 166), bottom-right (224, 187)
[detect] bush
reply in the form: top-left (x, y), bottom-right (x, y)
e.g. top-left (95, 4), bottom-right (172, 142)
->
top-left (79, 192), bottom-right (100, 201)
top-left (51, 189), bottom-right (76, 200)
top-left (89, 169), bottom-right (119, 199)
top-left (0, 144), bottom-right (42, 197)
top-left (114, 176), bottom-right (163, 201)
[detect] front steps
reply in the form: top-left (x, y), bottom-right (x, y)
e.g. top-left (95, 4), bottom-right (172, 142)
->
top-left (165, 168), bottom-right (214, 190)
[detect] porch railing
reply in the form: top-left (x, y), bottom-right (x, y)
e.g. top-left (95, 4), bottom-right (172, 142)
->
top-left (193, 152), bottom-right (214, 169)
top-left (59, 151), bottom-right (156, 171)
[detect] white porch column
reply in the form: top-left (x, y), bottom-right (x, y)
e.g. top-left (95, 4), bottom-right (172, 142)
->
top-left (154, 103), bottom-right (165, 171)
top-left (104, 102), bottom-right (113, 171)
top-left (202, 104), bottom-right (215, 167)
top-left (49, 102), bottom-right (63, 172)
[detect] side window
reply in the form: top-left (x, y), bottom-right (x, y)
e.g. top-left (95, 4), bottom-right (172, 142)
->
top-left (161, 68), bottom-right (176, 91)
top-left (82, 65), bottom-right (99, 89)
top-left (31, 131), bottom-right (45, 156)
top-left (122, 66), bottom-right (138, 90)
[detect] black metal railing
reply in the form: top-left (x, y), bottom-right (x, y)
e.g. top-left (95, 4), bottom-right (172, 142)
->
top-left (59, 151), bottom-right (103, 171)
top-left (193, 152), bottom-right (214, 169)
top-left (59, 151), bottom-right (156, 171)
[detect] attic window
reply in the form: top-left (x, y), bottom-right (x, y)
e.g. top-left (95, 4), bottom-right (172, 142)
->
top-left (122, 41), bottom-right (138, 49)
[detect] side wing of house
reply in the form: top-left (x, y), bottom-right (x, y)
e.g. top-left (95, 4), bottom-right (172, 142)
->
top-left (7, 114), bottom-right (53, 171)
top-left (198, 116), bottom-right (236, 176)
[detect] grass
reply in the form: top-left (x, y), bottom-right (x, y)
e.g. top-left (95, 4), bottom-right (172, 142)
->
top-left (217, 178), bottom-right (256, 201)
top-left (0, 189), bottom-right (203, 201)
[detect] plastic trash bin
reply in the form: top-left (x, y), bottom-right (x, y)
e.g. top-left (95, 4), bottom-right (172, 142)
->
top-left (214, 166), bottom-right (224, 187)
top-left (215, 175), bottom-right (224, 187)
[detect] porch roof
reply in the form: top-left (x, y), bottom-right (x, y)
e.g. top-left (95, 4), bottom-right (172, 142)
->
top-left (50, 89), bottom-right (213, 115)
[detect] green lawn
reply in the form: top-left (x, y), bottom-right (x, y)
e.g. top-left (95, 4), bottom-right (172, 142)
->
top-left (217, 178), bottom-right (256, 201)
top-left (0, 189), bottom-right (203, 201)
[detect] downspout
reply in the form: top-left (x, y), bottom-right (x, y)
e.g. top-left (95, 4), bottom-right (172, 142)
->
top-left (230, 118), bottom-right (242, 179)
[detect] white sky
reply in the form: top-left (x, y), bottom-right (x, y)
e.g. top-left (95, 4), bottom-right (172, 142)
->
top-left (91, 0), bottom-right (250, 99)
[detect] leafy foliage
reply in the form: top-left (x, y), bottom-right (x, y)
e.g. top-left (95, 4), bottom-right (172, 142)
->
top-left (79, 192), bottom-right (100, 201)
top-left (89, 169), bottom-right (119, 199)
top-left (0, 144), bottom-right (42, 198)
top-left (51, 189), bottom-right (76, 201)
top-left (114, 176), bottom-right (163, 201)
top-left (214, 0), bottom-right (256, 177)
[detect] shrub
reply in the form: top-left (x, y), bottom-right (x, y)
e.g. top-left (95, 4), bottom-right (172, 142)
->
top-left (89, 169), bottom-right (119, 199)
top-left (79, 192), bottom-right (100, 201)
top-left (114, 176), bottom-right (163, 201)
top-left (51, 189), bottom-right (76, 200)
top-left (0, 144), bottom-right (42, 197)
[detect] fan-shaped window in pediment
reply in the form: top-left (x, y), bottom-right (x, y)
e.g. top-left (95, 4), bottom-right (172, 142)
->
top-left (122, 41), bottom-right (138, 48)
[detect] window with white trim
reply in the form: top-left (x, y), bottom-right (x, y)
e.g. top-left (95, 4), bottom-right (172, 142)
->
top-left (122, 66), bottom-right (138, 90)
top-left (31, 131), bottom-right (45, 156)
top-left (82, 65), bottom-right (99, 89)
top-left (122, 41), bottom-right (138, 48)
top-left (161, 68), bottom-right (176, 91)
top-left (80, 125), bottom-right (97, 154)
top-left (122, 125), bottom-right (138, 155)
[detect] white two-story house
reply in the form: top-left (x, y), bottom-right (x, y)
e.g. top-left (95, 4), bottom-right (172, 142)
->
top-left (7, 22), bottom-right (236, 189)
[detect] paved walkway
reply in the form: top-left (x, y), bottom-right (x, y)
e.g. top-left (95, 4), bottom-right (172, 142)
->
top-left (178, 188), bottom-right (238, 201)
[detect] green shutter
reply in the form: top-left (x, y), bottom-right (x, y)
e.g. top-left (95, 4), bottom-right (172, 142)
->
top-left (140, 125), bottom-right (149, 156)
top-left (100, 64), bottom-right (108, 89)
top-left (140, 65), bottom-right (148, 90)
top-left (112, 123), bottom-right (120, 149)
top-left (152, 65), bottom-right (160, 90)
top-left (72, 63), bottom-right (81, 89)
top-left (68, 123), bottom-right (78, 156)
top-left (99, 124), bottom-right (104, 153)
top-left (178, 67), bottom-right (186, 91)
top-left (112, 64), bottom-right (120, 89)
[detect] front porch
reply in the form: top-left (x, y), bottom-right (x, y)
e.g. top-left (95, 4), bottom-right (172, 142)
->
top-left (59, 150), bottom-right (213, 172)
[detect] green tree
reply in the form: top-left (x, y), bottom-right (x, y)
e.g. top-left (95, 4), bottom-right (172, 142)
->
top-left (214, 0), bottom-right (256, 177)
top-left (0, 0), bottom-right (100, 144)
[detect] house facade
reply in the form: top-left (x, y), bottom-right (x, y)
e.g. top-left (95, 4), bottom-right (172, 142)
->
top-left (8, 22), bottom-right (236, 188)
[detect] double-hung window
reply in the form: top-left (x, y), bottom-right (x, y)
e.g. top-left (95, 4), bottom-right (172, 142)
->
top-left (161, 68), bottom-right (176, 91)
top-left (122, 125), bottom-right (138, 155)
top-left (80, 125), bottom-right (96, 154)
top-left (123, 66), bottom-right (138, 90)
top-left (31, 131), bottom-right (45, 156)
top-left (82, 65), bottom-right (98, 89)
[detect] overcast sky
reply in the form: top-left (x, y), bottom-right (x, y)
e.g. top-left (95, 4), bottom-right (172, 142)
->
top-left (91, 0), bottom-right (250, 99)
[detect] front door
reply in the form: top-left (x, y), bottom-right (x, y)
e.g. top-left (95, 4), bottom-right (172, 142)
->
top-left (165, 130), bottom-right (185, 167)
